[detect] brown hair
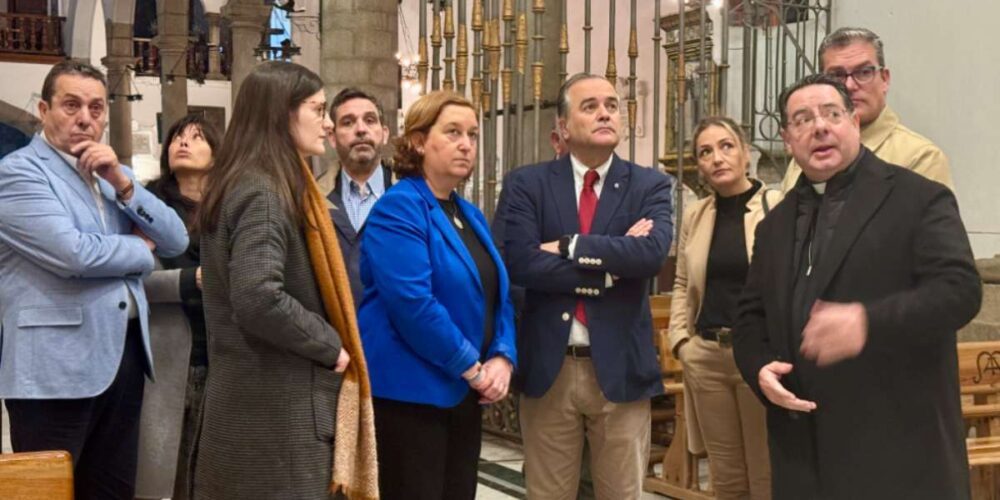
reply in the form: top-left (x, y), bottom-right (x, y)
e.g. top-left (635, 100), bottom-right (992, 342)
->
top-left (691, 116), bottom-right (750, 159)
top-left (392, 91), bottom-right (475, 178)
top-left (197, 61), bottom-right (325, 233)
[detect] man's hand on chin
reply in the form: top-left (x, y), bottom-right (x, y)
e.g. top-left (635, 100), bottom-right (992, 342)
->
top-left (70, 140), bottom-right (129, 191)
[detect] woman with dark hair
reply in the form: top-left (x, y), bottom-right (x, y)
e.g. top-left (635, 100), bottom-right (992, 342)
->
top-left (358, 90), bottom-right (517, 499)
top-left (194, 61), bottom-right (375, 500)
top-left (668, 116), bottom-right (780, 500)
top-left (135, 113), bottom-right (219, 500)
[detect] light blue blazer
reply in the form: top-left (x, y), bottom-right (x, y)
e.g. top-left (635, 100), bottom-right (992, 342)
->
top-left (358, 176), bottom-right (517, 408)
top-left (0, 135), bottom-right (189, 399)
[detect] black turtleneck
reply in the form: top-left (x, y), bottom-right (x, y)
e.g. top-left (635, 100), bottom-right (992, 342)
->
top-left (695, 180), bottom-right (762, 332)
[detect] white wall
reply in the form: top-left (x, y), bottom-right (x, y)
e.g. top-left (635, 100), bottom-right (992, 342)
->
top-left (832, 0), bottom-right (1000, 259)
top-left (0, 62), bottom-right (57, 119)
top-left (129, 77), bottom-right (232, 181)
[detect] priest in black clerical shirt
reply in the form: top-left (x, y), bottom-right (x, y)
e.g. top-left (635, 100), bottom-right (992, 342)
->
top-left (732, 74), bottom-right (981, 499)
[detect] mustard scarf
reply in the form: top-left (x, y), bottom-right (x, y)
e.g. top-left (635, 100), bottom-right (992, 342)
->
top-left (299, 161), bottom-right (379, 499)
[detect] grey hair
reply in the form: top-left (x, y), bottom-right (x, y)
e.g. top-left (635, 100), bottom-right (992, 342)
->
top-left (819, 27), bottom-right (886, 69)
top-left (556, 72), bottom-right (614, 118)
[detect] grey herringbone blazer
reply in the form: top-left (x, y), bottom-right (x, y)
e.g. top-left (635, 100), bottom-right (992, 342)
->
top-left (195, 175), bottom-right (344, 499)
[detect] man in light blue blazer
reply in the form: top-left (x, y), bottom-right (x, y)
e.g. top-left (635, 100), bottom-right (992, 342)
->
top-left (0, 61), bottom-right (188, 499)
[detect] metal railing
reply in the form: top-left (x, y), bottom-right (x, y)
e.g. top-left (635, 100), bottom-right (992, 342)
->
top-left (133, 37), bottom-right (230, 81)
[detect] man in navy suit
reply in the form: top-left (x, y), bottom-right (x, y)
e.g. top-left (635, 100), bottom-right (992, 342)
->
top-left (318, 87), bottom-right (393, 306)
top-left (0, 61), bottom-right (188, 498)
top-left (501, 73), bottom-right (674, 499)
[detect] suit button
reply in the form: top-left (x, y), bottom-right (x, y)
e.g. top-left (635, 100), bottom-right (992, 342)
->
top-left (118, 301), bottom-right (127, 310)
top-left (561, 312), bottom-right (570, 321)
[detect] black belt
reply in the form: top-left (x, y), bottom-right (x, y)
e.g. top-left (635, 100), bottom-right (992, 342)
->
top-left (566, 345), bottom-right (591, 358)
top-left (697, 327), bottom-right (733, 347)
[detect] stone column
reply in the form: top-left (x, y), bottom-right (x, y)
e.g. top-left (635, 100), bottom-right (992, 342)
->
top-left (321, 0), bottom-right (399, 133)
top-left (289, 0), bottom-right (321, 74)
top-left (206, 12), bottom-right (225, 80)
top-left (102, 21), bottom-right (134, 163)
top-left (155, 0), bottom-right (189, 135)
top-left (222, 0), bottom-right (271, 106)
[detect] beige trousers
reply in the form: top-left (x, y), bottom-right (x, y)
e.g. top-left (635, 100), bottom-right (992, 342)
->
top-left (520, 356), bottom-right (650, 500)
top-left (683, 335), bottom-right (772, 500)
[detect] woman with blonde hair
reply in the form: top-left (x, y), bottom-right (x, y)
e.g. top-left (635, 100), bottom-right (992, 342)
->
top-left (668, 115), bottom-right (780, 500)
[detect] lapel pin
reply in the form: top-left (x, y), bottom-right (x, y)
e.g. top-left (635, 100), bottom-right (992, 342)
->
top-left (614, 182), bottom-right (620, 189)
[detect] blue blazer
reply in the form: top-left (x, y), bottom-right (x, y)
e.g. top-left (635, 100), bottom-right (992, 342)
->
top-left (501, 154), bottom-right (673, 403)
top-left (0, 135), bottom-right (189, 398)
top-left (358, 176), bottom-right (517, 408)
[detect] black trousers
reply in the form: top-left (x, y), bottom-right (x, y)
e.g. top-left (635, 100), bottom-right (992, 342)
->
top-left (374, 391), bottom-right (483, 500)
top-left (5, 318), bottom-right (146, 500)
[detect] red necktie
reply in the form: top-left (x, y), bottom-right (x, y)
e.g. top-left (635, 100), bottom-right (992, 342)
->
top-left (575, 169), bottom-right (600, 325)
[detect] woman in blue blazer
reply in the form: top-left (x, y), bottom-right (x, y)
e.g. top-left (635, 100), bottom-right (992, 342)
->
top-left (358, 91), bottom-right (517, 500)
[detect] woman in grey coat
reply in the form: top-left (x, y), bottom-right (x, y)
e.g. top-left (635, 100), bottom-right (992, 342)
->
top-left (193, 61), bottom-right (350, 499)
top-left (136, 114), bottom-right (220, 500)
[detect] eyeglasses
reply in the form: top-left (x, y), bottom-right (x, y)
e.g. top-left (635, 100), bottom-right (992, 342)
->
top-left (826, 65), bottom-right (883, 84)
top-left (787, 106), bottom-right (851, 134)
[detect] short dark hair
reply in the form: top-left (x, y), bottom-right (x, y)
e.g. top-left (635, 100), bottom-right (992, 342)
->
top-left (556, 72), bottom-right (613, 118)
top-left (159, 113), bottom-right (222, 178)
top-left (330, 87), bottom-right (385, 125)
top-left (778, 74), bottom-right (854, 128)
top-left (819, 27), bottom-right (886, 70)
top-left (42, 60), bottom-right (107, 104)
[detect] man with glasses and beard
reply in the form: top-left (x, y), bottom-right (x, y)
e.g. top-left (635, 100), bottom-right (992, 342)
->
top-left (780, 27), bottom-right (954, 192)
top-left (319, 87), bottom-right (394, 306)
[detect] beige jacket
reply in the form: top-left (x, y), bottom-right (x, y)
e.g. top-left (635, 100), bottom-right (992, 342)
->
top-left (667, 185), bottom-right (783, 453)
top-left (780, 106), bottom-right (954, 192)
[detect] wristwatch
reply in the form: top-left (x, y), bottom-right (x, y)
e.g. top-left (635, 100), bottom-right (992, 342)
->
top-left (558, 235), bottom-right (572, 259)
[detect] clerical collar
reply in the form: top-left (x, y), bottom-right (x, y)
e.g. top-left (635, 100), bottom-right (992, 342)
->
top-left (798, 147), bottom-right (866, 196)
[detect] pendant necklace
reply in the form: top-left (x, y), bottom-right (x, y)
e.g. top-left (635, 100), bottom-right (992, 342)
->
top-left (443, 200), bottom-right (464, 230)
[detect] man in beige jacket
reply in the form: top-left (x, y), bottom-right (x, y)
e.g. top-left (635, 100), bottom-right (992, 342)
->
top-left (780, 27), bottom-right (953, 192)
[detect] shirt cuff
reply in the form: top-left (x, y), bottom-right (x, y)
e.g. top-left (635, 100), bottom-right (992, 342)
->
top-left (567, 234), bottom-right (579, 259)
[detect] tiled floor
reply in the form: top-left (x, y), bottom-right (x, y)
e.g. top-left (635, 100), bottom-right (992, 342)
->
top-left (476, 433), bottom-right (671, 499)
top-left (2, 406), bottom-right (671, 499)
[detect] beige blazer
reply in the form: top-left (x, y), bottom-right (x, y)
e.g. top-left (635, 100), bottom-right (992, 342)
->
top-left (668, 185), bottom-right (783, 453)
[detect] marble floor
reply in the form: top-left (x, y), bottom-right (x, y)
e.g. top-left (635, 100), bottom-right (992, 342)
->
top-left (476, 433), bottom-right (672, 499)
top-left (2, 407), bottom-right (672, 499)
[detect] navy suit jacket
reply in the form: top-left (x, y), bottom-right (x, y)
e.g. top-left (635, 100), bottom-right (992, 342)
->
top-left (318, 165), bottom-right (393, 308)
top-left (502, 154), bottom-right (673, 403)
top-left (358, 176), bottom-right (517, 408)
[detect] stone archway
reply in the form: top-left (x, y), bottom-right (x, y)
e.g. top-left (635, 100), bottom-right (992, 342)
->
top-left (0, 99), bottom-right (40, 136)
top-left (0, 99), bottom-right (39, 158)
